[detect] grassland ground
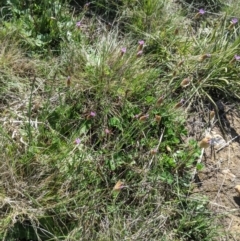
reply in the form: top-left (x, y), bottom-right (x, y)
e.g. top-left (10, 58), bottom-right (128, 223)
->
top-left (1, 0), bottom-right (240, 240)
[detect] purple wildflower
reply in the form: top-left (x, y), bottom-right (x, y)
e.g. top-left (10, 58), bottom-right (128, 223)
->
top-left (120, 47), bottom-right (126, 57)
top-left (137, 40), bottom-right (145, 52)
top-left (90, 111), bottom-right (96, 117)
top-left (235, 55), bottom-right (240, 61)
top-left (231, 18), bottom-right (238, 25)
top-left (230, 55), bottom-right (240, 64)
top-left (105, 128), bottom-right (111, 134)
top-left (75, 138), bottom-right (81, 144)
top-left (121, 47), bottom-right (126, 53)
top-left (76, 21), bottom-right (81, 28)
top-left (199, 9), bottom-right (205, 15)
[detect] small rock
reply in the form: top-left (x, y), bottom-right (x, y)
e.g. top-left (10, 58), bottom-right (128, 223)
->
top-left (222, 169), bottom-right (236, 181)
top-left (235, 185), bottom-right (240, 196)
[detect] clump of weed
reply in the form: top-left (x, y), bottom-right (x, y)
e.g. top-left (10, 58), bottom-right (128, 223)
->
top-left (2, 0), bottom-right (239, 240)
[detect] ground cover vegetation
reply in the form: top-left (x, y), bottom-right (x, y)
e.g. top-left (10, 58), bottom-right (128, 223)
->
top-left (0, 0), bottom-right (240, 240)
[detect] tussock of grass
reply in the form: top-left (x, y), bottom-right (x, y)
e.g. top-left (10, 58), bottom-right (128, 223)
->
top-left (0, 0), bottom-right (239, 240)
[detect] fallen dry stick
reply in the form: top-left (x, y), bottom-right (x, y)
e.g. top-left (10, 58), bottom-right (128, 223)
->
top-left (216, 135), bottom-right (240, 153)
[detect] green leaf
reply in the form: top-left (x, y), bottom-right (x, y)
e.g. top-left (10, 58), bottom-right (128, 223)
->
top-left (109, 117), bottom-right (122, 131)
top-left (196, 163), bottom-right (204, 171)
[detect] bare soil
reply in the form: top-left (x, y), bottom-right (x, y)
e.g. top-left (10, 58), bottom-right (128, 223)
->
top-left (189, 104), bottom-right (240, 240)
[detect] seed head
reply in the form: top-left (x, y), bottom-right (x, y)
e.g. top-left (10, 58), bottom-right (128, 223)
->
top-left (174, 99), bottom-right (185, 109)
top-left (166, 146), bottom-right (172, 152)
top-left (150, 149), bottom-right (158, 155)
top-left (84, 2), bottom-right (90, 10)
top-left (137, 50), bottom-right (143, 57)
top-left (177, 60), bottom-right (184, 67)
top-left (156, 96), bottom-right (164, 105)
top-left (155, 115), bottom-right (161, 123)
top-left (209, 110), bottom-right (215, 120)
top-left (174, 28), bottom-right (179, 35)
top-left (67, 76), bottom-right (71, 87)
top-left (199, 53), bottom-right (211, 62)
top-left (181, 77), bottom-right (191, 88)
top-left (113, 180), bottom-right (124, 191)
top-left (199, 137), bottom-right (211, 149)
top-left (139, 114), bottom-right (149, 121)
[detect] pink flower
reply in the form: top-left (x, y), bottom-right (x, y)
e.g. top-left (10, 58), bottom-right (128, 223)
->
top-left (120, 47), bottom-right (126, 57)
top-left (231, 18), bottom-right (238, 25)
top-left (86, 111), bottom-right (96, 119)
top-left (76, 21), bottom-right (81, 28)
top-left (90, 111), bottom-right (96, 117)
top-left (105, 128), bottom-right (111, 134)
top-left (228, 18), bottom-right (238, 30)
top-left (75, 138), bottom-right (81, 144)
top-left (199, 9), bottom-right (205, 15)
top-left (194, 9), bottom-right (205, 19)
top-left (121, 47), bottom-right (126, 53)
top-left (230, 55), bottom-right (240, 64)
top-left (137, 40), bottom-right (145, 52)
top-left (235, 55), bottom-right (240, 61)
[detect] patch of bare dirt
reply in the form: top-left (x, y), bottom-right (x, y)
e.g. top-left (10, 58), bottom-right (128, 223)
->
top-left (189, 104), bottom-right (240, 240)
